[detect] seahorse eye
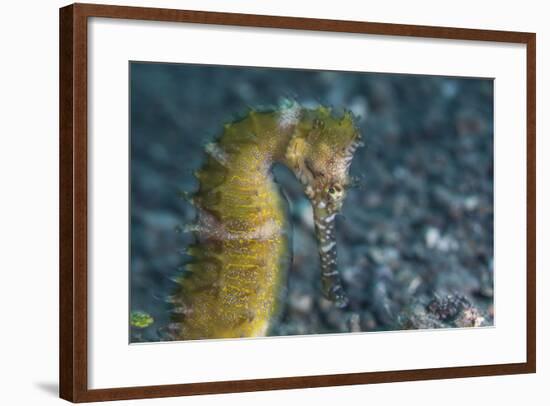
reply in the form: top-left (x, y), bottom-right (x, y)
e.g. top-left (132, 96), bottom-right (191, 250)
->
top-left (327, 184), bottom-right (344, 201)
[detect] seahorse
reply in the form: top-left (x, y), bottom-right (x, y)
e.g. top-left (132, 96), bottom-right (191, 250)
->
top-left (167, 102), bottom-right (363, 340)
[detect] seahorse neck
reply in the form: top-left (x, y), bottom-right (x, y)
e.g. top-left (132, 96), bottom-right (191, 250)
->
top-left (220, 111), bottom-right (298, 177)
top-left (252, 117), bottom-right (296, 167)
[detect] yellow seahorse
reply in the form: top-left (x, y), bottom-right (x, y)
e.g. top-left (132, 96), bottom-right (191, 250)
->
top-left (167, 102), bottom-right (363, 340)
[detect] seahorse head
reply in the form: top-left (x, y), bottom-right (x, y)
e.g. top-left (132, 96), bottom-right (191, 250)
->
top-left (284, 106), bottom-right (362, 307)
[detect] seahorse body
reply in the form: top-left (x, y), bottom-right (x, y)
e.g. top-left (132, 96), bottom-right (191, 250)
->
top-left (169, 102), bottom-right (362, 340)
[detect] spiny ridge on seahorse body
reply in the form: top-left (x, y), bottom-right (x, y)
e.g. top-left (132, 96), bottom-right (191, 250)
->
top-left (167, 101), bottom-right (363, 340)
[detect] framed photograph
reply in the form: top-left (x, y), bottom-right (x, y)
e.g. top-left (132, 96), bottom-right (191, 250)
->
top-left (59, 3), bottom-right (536, 402)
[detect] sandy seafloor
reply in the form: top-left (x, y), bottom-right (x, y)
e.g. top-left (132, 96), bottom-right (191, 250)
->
top-left (129, 62), bottom-right (494, 342)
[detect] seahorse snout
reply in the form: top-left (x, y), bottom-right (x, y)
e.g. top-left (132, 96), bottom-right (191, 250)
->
top-left (313, 206), bottom-right (349, 308)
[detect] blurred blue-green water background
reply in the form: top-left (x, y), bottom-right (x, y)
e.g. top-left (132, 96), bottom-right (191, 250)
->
top-left (130, 62), bottom-right (494, 342)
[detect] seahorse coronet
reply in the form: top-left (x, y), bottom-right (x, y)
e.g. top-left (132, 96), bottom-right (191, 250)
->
top-left (171, 102), bottom-right (362, 340)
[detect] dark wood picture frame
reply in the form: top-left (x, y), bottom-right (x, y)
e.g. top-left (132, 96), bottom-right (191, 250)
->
top-left (59, 3), bottom-right (536, 402)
